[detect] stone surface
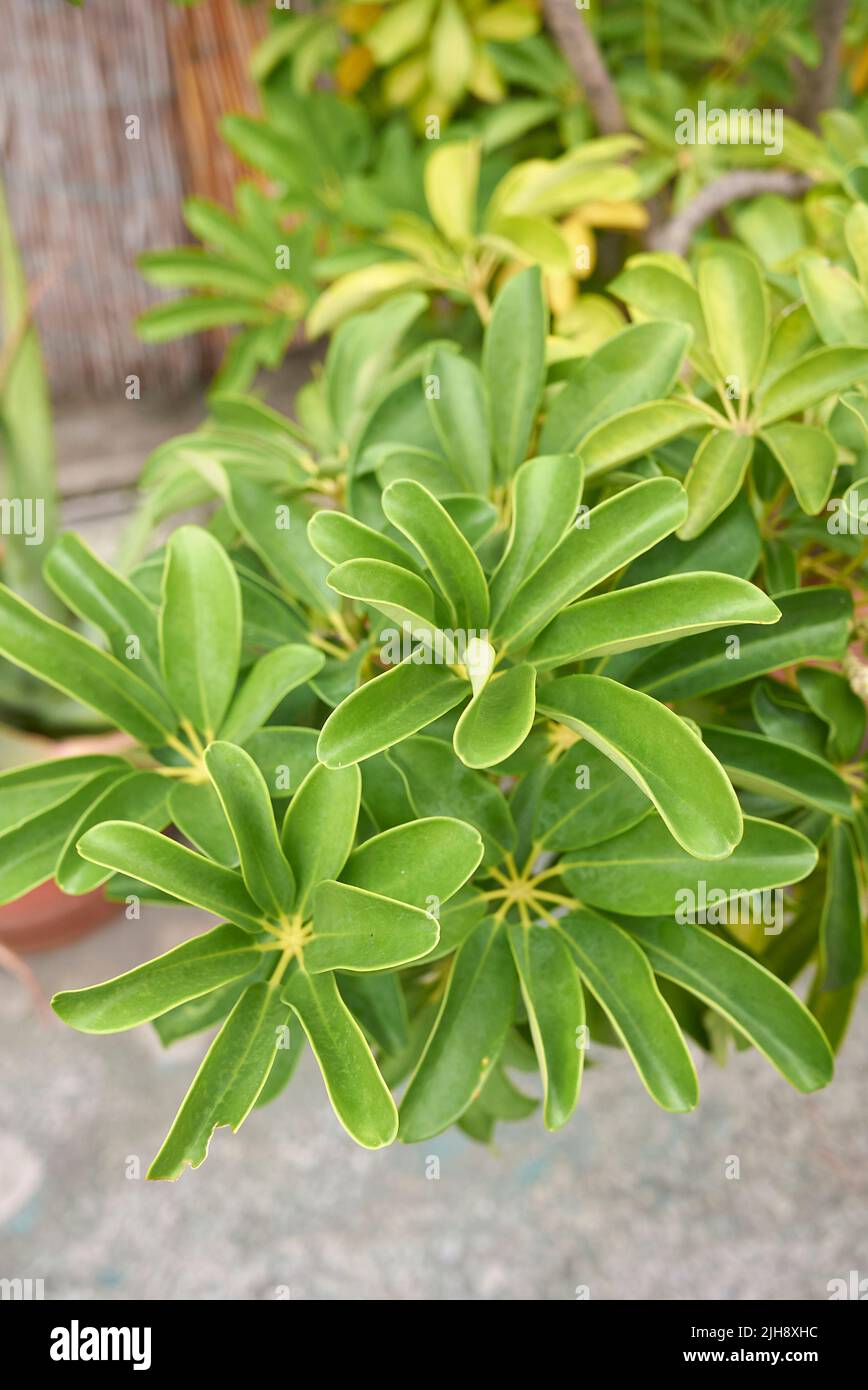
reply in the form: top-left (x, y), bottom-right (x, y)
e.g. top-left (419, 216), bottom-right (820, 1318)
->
top-left (1, 905), bottom-right (865, 1302)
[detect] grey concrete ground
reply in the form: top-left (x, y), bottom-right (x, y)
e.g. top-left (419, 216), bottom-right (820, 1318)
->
top-left (0, 903), bottom-right (865, 1302)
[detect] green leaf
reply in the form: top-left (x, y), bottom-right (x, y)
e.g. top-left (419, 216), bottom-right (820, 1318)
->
top-left (761, 423), bottom-right (837, 514)
top-left (284, 969), bottom-right (398, 1149)
top-left (0, 584), bottom-right (176, 745)
top-left (537, 675), bottom-right (742, 859)
top-left (148, 982), bottom-right (290, 1179)
top-left (539, 322), bottom-right (692, 455)
top-left (219, 644), bottom-right (324, 743)
top-left (137, 296), bottom-right (276, 342)
top-left (308, 511), bottom-right (420, 572)
top-left (0, 770), bottom-right (125, 905)
top-left (561, 814), bottom-right (817, 915)
top-left (223, 475), bottom-right (333, 611)
top-left (483, 266), bottom-right (547, 481)
top-left (425, 347), bottom-right (491, 495)
top-left (43, 533), bottom-right (162, 687)
top-left (160, 526), bottom-right (241, 738)
top-left (489, 454), bottom-right (584, 623)
top-left (56, 770), bottom-right (172, 895)
top-left (819, 822), bottom-right (863, 991)
top-left (205, 742), bottom-right (296, 919)
top-left (557, 911), bottom-right (698, 1112)
top-left (679, 431), bottom-right (753, 540)
top-left (329, 557), bottom-right (441, 643)
top-left (340, 816), bottom-right (483, 907)
top-left (169, 780), bottom-right (237, 866)
top-left (700, 726), bottom-right (854, 819)
top-left (337, 972), bottom-right (408, 1055)
top-left (399, 920), bottom-right (517, 1141)
top-left (629, 587), bottom-right (852, 700)
top-left (609, 259), bottom-right (715, 377)
top-left (387, 736), bottom-right (516, 865)
top-left (317, 659), bottom-right (469, 768)
top-left (534, 742), bottom-right (651, 851)
top-left (622, 492), bottom-right (761, 586)
top-left (508, 923), bottom-right (584, 1130)
top-left (307, 261), bottom-right (432, 341)
top-left (242, 727), bottom-right (319, 798)
top-left (798, 255), bottom-right (868, 345)
top-left (453, 663), bottom-right (537, 769)
top-left (697, 246), bottom-right (768, 395)
top-left (281, 762), bottom-right (360, 913)
top-left (306, 880), bottom-right (439, 972)
top-left (580, 400), bottom-right (708, 477)
top-left (495, 477), bottom-right (688, 651)
top-left (424, 139), bottom-right (479, 246)
top-left (627, 919), bottom-right (834, 1093)
top-left (382, 480), bottom-right (489, 628)
top-left (797, 666), bottom-right (866, 762)
top-left (757, 346), bottom-right (868, 425)
top-left (52, 924), bottom-right (266, 1034)
top-left (0, 755), bottom-right (128, 836)
top-left (77, 822), bottom-right (266, 933)
top-left (529, 573), bottom-right (779, 668)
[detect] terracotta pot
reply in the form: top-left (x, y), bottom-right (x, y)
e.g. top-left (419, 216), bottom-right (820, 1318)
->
top-left (0, 727), bottom-right (132, 955)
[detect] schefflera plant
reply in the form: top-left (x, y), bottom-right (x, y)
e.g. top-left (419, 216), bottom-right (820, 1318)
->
top-left (0, 526), bottom-right (324, 905)
top-left (53, 743), bottom-right (483, 1174)
top-left (355, 733), bottom-right (833, 1142)
top-left (605, 242), bottom-right (868, 539)
top-left (308, 464), bottom-right (781, 861)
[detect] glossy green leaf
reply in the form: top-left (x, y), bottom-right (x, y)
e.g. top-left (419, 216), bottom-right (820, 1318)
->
top-left (537, 675), bottom-right (742, 859)
top-left (52, 924), bottom-right (266, 1034)
top-left (337, 972), bottom-right (408, 1055)
top-left (453, 663), bottom-right (537, 769)
top-left (819, 822), bottom-right (863, 991)
top-left (148, 982), bottom-right (290, 1180)
top-left (757, 346), bottom-right (868, 425)
top-left (308, 510), bottom-right (420, 572)
top-left (508, 923), bottom-right (584, 1130)
top-left (77, 822), bottom-right (265, 933)
top-left (205, 742), bottom-right (296, 919)
top-left (530, 573), bottom-right (779, 668)
top-left (382, 480), bottom-right (489, 628)
top-left (0, 584), bottom-right (175, 745)
top-left (798, 255), bottom-right (868, 345)
top-left (700, 726), bottom-right (854, 819)
top-left (539, 321), bottom-right (692, 455)
top-left (317, 659), bottom-right (469, 768)
top-left (425, 347), bottom-right (491, 495)
top-left (561, 814), bottom-right (817, 915)
top-left (306, 879), bottom-right (438, 972)
top-left (242, 727), bottom-right (319, 798)
top-left (761, 423), bottom-right (837, 514)
top-left (284, 969), bottom-right (398, 1148)
top-left (219, 644), bottom-right (324, 743)
top-left (223, 475), bottom-right (333, 611)
top-left (679, 430), bottom-right (753, 539)
top-left (424, 139), bottom-right (479, 246)
top-left (43, 533), bottom-right (162, 687)
top-left (534, 742), bottom-right (650, 851)
top-left (399, 920), bottom-right (517, 1141)
top-left (281, 762), bottom-right (360, 913)
top-left (327, 558), bottom-right (441, 646)
top-left (0, 756), bottom-right (128, 836)
top-left (489, 454), bottom-right (584, 623)
top-left (483, 266), bottom-right (546, 481)
top-left (630, 587), bottom-right (852, 700)
top-left (169, 779), bottom-right (237, 866)
top-left (387, 736), bottom-right (516, 865)
top-left (56, 770), bottom-right (172, 895)
top-left (557, 911), bottom-right (698, 1112)
top-left (340, 816), bottom-right (483, 907)
top-left (495, 477), bottom-right (688, 651)
top-left (627, 919), bottom-right (834, 1093)
top-left (797, 666), bottom-right (866, 762)
top-left (0, 770), bottom-right (125, 906)
top-left (160, 527), bottom-right (241, 738)
top-left (697, 246), bottom-right (768, 395)
top-left (581, 400), bottom-right (707, 477)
